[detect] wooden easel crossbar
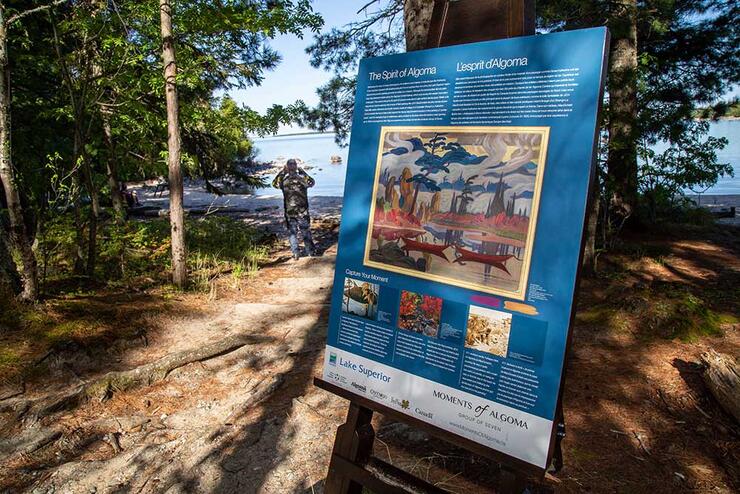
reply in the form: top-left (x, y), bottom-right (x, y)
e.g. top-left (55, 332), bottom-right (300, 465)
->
top-left (316, 378), bottom-right (565, 493)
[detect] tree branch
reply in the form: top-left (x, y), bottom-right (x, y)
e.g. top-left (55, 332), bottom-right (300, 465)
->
top-left (6, 0), bottom-right (66, 26)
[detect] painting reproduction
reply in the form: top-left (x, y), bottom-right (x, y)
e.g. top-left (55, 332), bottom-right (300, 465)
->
top-left (364, 126), bottom-right (549, 299)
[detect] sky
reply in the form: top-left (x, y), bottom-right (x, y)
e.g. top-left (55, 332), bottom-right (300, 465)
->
top-left (228, 0), bottom-right (366, 135)
top-left (230, 1), bottom-right (740, 136)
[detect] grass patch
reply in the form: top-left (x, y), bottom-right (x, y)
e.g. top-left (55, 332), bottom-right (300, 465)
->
top-left (39, 214), bottom-right (273, 293)
top-left (0, 215), bottom-right (272, 378)
top-left (581, 281), bottom-right (730, 341)
top-left (0, 347), bottom-right (22, 374)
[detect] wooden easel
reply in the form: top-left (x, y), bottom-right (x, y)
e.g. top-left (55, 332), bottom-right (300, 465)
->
top-left (315, 377), bottom-right (564, 493)
top-left (318, 1), bottom-right (571, 493)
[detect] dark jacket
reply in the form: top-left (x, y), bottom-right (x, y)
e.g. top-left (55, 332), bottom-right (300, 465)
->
top-left (272, 167), bottom-right (315, 220)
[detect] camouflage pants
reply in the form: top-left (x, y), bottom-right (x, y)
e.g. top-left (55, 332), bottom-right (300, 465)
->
top-left (286, 215), bottom-right (316, 257)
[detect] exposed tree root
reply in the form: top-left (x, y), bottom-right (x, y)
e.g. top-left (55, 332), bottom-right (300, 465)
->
top-left (0, 332), bottom-right (259, 423)
top-left (1, 371), bottom-right (284, 463)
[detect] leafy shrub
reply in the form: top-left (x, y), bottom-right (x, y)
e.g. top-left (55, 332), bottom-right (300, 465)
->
top-left (39, 214), bottom-right (273, 291)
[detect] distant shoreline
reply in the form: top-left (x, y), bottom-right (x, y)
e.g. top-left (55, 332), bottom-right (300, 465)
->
top-left (686, 194), bottom-right (739, 216)
top-left (694, 116), bottom-right (740, 122)
top-left (251, 131), bottom-right (336, 139)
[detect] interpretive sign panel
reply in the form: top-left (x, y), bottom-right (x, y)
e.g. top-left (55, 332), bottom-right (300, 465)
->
top-left (322, 28), bottom-right (608, 471)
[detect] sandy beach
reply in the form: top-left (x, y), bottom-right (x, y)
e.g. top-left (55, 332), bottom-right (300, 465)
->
top-left (129, 178), bottom-right (343, 231)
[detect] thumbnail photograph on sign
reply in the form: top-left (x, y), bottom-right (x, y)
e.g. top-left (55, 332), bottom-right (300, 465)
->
top-left (398, 289), bottom-right (443, 337)
top-left (364, 126), bottom-right (549, 300)
top-left (465, 305), bottom-right (512, 357)
top-left (342, 277), bottom-right (379, 320)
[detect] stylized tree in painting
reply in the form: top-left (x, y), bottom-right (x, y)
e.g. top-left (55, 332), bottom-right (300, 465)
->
top-left (405, 134), bottom-right (487, 215)
top-left (457, 175), bottom-right (478, 214)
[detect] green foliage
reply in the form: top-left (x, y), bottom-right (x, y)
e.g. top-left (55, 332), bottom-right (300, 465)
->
top-left (40, 215), bottom-right (272, 291)
top-left (7, 0), bottom-right (323, 213)
top-left (302, 0), bottom-right (403, 144)
top-left (637, 120), bottom-right (732, 221)
top-left (694, 98), bottom-right (740, 119)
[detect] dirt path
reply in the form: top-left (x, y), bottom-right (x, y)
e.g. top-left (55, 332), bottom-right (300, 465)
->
top-left (0, 245), bottom-right (349, 493)
top-left (1, 225), bottom-right (738, 493)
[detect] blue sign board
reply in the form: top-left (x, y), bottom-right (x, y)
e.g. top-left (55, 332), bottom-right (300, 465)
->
top-left (322, 28), bottom-right (609, 470)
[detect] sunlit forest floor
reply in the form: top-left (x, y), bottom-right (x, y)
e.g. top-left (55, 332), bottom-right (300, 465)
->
top-left (0, 216), bottom-right (738, 493)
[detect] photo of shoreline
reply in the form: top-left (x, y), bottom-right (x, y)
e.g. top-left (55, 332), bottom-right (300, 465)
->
top-left (342, 277), bottom-right (379, 320)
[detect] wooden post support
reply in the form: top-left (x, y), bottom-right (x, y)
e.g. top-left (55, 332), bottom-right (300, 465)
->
top-left (324, 403), bottom-right (375, 494)
top-left (322, 2), bottom-right (544, 493)
top-left (426, 0), bottom-right (535, 48)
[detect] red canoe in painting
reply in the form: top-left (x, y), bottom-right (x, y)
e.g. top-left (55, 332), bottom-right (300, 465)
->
top-left (400, 237), bottom-right (450, 261)
top-left (453, 247), bottom-right (513, 275)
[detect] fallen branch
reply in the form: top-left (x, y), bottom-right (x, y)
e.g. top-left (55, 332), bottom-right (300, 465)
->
top-left (632, 431), bottom-right (651, 456)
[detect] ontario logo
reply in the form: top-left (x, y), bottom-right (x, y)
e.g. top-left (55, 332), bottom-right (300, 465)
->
top-left (329, 352), bottom-right (337, 366)
top-left (401, 400), bottom-right (410, 410)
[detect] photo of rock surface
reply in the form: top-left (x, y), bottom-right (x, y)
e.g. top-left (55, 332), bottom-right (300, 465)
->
top-left (364, 126), bottom-right (549, 299)
top-left (342, 277), bottom-right (379, 320)
top-left (398, 290), bottom-right (443, 337)
top-left (464, 306), bottom-right (512, 357)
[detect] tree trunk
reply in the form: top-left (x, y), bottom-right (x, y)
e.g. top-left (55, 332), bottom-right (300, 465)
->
top-left (0, 9), bottom-right (38, 301)
top-left (403, 0), bottom-right (435, 51)
top-left (73, 126), bottom-right (98, 278)
top-left (582, 181), bottom-right (601, 273)
top-left (71, 174), bottom-right (86, 275)
top-left (101, 110), bottom-right (124, 220)
top-left (0, 225), bottom-right (20, 296)
top-left (606, 0), bottom-right (638, 223)
top-left (160, 0), bottom-right (187, 288)
top-left (81, 165), bottom-right (98, 278)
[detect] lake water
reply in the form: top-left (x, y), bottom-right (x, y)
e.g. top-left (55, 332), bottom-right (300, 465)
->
top-left (253, 119), bottom-right (739, 197)
top-left (688, 119), bottom-right (739, 195)
top-left (252, 133), bottom-right (348, 197)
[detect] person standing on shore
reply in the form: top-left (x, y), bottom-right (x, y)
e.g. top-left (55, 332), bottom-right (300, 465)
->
top-left (272, 159), bottom-right (318, 259)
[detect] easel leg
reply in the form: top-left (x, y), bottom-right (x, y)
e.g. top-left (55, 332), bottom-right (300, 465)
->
top-left (325, 402), bottom-right (375, 494)
top-left (549, 406), bottom-right (566, 474)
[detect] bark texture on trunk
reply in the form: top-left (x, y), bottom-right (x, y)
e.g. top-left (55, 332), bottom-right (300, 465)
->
top-left (160, 0), bottom-right (187, 288)
top-left (403, 0), bottom-right (435, 51)
top-left (0, 9), bottom-right (38, 300)
top-left (0, 224), bottom-right (20, 296)
top-left (607, 0), bottom-right (638, 221)
top-left (101, 110), bottom-right (124, 220)
top-left (582, 185), bottom-right (600, 273)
